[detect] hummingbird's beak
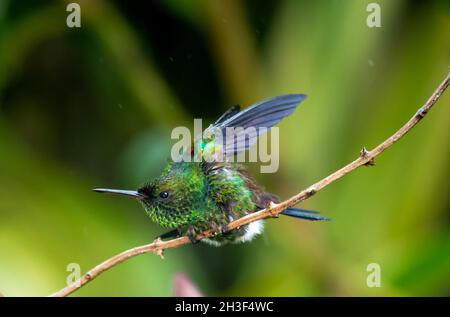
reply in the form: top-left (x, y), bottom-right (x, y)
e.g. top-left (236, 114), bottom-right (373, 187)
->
top-left (93, 188), bottom-right (145, 200)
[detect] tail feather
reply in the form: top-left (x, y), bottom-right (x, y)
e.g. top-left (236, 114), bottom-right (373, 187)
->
top-left (281, 208), bottom-right (330, 221)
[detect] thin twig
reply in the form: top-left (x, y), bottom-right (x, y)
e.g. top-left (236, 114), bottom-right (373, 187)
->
top-left (50, 71), bottom-right (450, 297)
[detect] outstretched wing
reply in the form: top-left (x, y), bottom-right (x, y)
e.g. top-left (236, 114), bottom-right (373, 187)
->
top-left (200, 94), bottom-right (306, 158)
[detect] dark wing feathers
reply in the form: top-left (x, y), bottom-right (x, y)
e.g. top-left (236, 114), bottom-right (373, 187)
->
top-left (216, 94), bottom-right (306, 130)
top-left (211, 94), bottom-right (306, 156)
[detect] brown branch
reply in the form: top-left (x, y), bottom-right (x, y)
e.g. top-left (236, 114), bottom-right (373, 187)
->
top-left (50, 71), bottom-right (450, 297)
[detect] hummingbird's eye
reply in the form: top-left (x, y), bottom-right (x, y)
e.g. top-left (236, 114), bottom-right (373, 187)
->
top-left (159, 191), bottom-right (169, 199)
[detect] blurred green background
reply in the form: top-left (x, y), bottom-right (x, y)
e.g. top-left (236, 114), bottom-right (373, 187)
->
top-left (0, 0), bottom-right (449, 296)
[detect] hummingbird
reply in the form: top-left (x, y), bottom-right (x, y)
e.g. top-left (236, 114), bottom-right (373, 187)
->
top-left (94, 94), bottom-right (329, 246)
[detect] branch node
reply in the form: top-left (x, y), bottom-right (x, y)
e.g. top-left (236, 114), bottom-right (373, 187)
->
top-left (150, 238), bottom-right (165, 259)
top-left (307, 186), bottom-right (317, 196)
top-left (360, 147), bottom-right (375, 166)
top-left (416, 106), bottom-right (428, 118)
top-left (85, 272), bottom-right (93, 281)
top-left (155, 248), bottom-right (165, 259)
top-left (416, 105), bottom-right (428, 118)
top-left (268, 201), bottom-right (280, 218)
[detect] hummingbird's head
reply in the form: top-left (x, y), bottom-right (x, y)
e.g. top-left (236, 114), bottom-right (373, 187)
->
top-left (93, 163), bottom-right (206, 228)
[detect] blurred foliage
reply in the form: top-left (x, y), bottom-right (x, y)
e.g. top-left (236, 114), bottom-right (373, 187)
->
top-left (0, 0), bottom-right (449, 296)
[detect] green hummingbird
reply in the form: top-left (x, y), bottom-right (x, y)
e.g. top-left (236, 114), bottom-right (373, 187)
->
top-left (94, 94), bottom-right (329, 246)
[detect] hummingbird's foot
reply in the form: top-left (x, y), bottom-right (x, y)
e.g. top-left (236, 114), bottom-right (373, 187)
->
top-left (186, 225), bottom-right (200, 245)
top-left (187, 234), bottom-right (199, 244)
top-left (208, 221), bottom-right (223, 236)
top-left (268, 201), bottom-right (280, 218)
top-left (220, 224), bottom-right (229, 234)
